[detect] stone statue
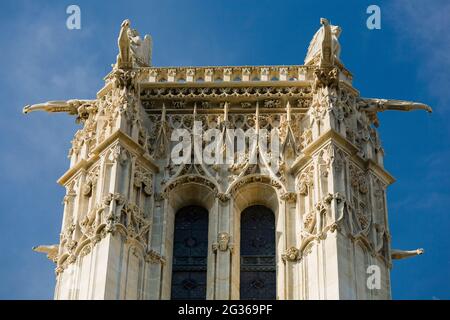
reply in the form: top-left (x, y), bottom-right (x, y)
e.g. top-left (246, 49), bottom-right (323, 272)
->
top-left (128, 28), bottom-right (152, 67)
top-left (391, 248), bottom-right (424, 260)
top-left (305, 18), bottom-right (342, 66)
top-left (117, 19), bottom-right (152, 69)
top-left (358, 98), bottom-right (432, 127)
top-left (212, 232), bottom-right (232, 252)
top-left (117, 19), bottom-right (132, 68)
top-left (33, 244), bottom-right (59, 262)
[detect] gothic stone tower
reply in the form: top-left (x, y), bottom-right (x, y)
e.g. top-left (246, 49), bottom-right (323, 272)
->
top-left (26, 18), bottom-right (428, 300)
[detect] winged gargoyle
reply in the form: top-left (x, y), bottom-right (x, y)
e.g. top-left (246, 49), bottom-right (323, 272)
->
top-left (391, 248), bottom-right (424, 260)
top-left (33, 244), bottom-right (59, 263)
top-left (358, 98), bottom-right (432, 127)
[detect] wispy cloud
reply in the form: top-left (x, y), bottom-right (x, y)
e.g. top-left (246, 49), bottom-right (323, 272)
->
top-left (390, 191), bottom-right (450, 213)
top-left (0, 4), bottom-right (106, 299)
top-left (0, 3), bottom-right (104, 183)
top-left (386, 0), bottom-right (450, 112)
top-left (3, 5), bottom-right (101, 102)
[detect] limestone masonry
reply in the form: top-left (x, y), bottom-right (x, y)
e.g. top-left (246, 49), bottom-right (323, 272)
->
top-left (25, 18), bottom-right (428, 300)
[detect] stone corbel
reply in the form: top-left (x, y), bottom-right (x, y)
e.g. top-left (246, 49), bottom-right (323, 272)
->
top-left (216, 192), bottom-right (230, 203)
top-left (280, 192), bottom-right (297, 203)
top-left (154, 192), bottom-right (167, 202)
top-left (282, 247), bottom-right (300, 262)
top-left (145, 249), bottom-right (166, 265)
top-left (313, 67), bottom-right (339, 92)
top-left (55, 266), bottom-right (64, 276)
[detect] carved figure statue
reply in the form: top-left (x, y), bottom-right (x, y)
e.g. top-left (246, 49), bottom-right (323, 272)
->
top-left (128, 28), bottom-right (152, 67)
top-left (305, 18), bottom-right (342, 66)
top-left (117, 19), bottom-right (152, 69)
top-left (117, 19), bottom-right (132, 68)
top-left (212, 232), bottom-right (231, 252)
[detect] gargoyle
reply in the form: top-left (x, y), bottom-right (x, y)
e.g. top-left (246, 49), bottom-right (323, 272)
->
top-left (33, 244), bottom-right (59, 263)
top-left (391, 248), bottom-right (424, 260)
top-left (358, 98), bottom-right (432, 127)
top-left (23, 99), bottom-right (96, 123)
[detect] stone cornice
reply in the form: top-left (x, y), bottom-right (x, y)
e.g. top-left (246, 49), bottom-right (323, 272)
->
top-left (58, 130), bottom-right (159, 186)
top-left (95, 64), bottom-right (356, 101)
top-left (291, 129), bottom-right (395, 185)
top-left (99, 65), bottom-right (354, 88)
top-left (339, 80), bottom-right (359, 96)
top-left (367, 159), bottom-right (396, 185)
top-left (96, 81), bottom-right (113, 99)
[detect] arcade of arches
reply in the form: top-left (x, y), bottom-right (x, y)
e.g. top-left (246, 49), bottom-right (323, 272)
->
top-left (171, 204), bottom-right (276, 300)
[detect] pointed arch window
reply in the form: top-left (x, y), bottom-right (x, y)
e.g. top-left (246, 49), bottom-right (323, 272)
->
top-left (171, 206), bottom-right (208, 300)
top-left (240, 205), bottom-right (276, 300)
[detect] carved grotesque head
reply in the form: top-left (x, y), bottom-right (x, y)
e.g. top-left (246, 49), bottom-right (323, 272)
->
top-left (218, 232), bottom-right (230, 251)
top-left (285, 247), bottom-right (299, 262)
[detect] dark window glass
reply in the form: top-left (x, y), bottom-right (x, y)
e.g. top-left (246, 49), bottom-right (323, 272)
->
top-left (171, 206), bottom-right (208, 300)
top-left (240, 205), bottom-right (276, 300)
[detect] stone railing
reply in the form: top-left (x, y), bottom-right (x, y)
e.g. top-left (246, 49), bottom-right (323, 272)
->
top-left (140, 65), bottom-right (314, 84)
top-left (138, 64), bottom-right (353, 86)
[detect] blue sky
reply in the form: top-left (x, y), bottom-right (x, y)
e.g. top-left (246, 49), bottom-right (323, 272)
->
top-left (0, 0), bottom-right (448, 299)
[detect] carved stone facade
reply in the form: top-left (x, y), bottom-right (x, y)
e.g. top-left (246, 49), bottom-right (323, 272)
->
top-left (26, 19), bottom-right (427, 300)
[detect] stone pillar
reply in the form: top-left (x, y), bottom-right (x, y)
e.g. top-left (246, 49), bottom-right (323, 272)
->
top-left (280, 192), bottom-right (298, 299)
top-left (54, 67), bottom-right (159, 300)
top-left (213, 195), bottom-right (232, 299)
